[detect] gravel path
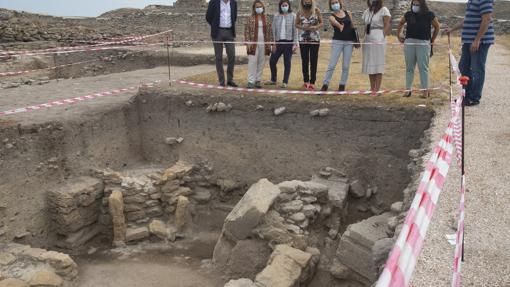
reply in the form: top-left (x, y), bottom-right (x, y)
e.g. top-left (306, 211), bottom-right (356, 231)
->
top-left (411, 43), bottom-right (510, 286)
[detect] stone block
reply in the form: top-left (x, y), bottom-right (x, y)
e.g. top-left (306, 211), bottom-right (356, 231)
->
top-left (145, 206), bottom-right (163, 218)
top-left (279, 200), bottom-right (303, 213)
top-left (149, 219), bottom-right (169, 240)
top-left (224, 278), bottom-right (256, 287)
top-left (158, 161), bottom-right (194, 183)
top-left (0, 252), bottom-right (15, 265)
top-left (48, 177), bottom-right (103, 210)
top-left (312, 175), bottom-right (349, 208)
top-left (336, 213), bottom-right (392, 282)
top-left (255, 245), bottom-right (312, 287)
top-left (108, 190), bottom-right (126, 247)
top-left (0, 278), bottom-right (28, 287)
top-left (125, 211), bottom-right (147, 222)
top-left (52, 201), bottom-right (100, 234)
top-left (174, 196), bottom-right (190, 232)
top-left (29, 268), bottom-right (63, 287)
top-left (222, 179), bottom-right (280, 241)
top-left (126, 227), bottom-right (149, 242)
top-left (349, 180), bottom-right (365, 198)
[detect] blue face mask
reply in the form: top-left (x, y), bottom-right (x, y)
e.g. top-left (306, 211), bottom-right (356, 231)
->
top-left (255, 7), bottom-right (264, 14)
top-left (281, 5), bottom-right (289, 13)
top-left (331, 3), bottom-right (341, 11)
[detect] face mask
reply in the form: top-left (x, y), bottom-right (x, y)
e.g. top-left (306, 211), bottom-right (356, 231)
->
top-left (331, 3), bottom-right (341, 11)
top-left (371, 0), bottom-right (379, 6)
top-left (303, 3), bottom-right (312, 9)
top-left (281, 5), bottom-right (289, 13)
top-left (411, 5), bottom-right (420, 13)
top-left (255, 7), bottom-right (264, 14)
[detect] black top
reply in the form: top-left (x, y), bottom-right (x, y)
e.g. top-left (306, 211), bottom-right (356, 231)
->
top-left (332, 12), bottom-right (355, 41)
top-left (206, 0), bottom-right (238, 39)
top-left (404, 11), bottom-right (435, 40)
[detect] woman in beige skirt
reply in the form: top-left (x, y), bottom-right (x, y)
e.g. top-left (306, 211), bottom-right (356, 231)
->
top-left (362, 0), bottom-right (391, 96)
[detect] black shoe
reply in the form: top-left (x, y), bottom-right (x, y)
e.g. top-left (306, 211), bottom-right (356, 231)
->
top-left (339, 84), bottom-right (345, 92)
top-left (219, 82), bottom-right (225, 87)
top-left (255, 81), bottom-right (262, 89)
top-left (320, 84), bottom-right (328, 92)
top-left (465, 100), bottom-right (480, 106)
top-left (227, 81), bottom-right (238, 87)
top-left (403, 91), bottom-right (412, 98)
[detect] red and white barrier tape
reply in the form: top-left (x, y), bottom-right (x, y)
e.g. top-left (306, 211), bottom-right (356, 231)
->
top-left (0, 42), bottom-right (166, 59)
top-left (0, 81), bottom-right (159, 117)
top-left (376, 120), bottom-right (455, 287)
top-left (176, 80), bottom-right (444, 96)
top-left (0, 30), bottom-right (171, 58)
top-left (451, 175), bottom-right (466, 287)
top-left (0, 48), bottom-right (166, 78)
top-left (448, 50), bottom-right (464, 167)
top-left (169, 39), bottom-right (448, 47)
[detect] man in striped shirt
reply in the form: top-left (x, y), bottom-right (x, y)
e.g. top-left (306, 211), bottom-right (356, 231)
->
top-left (445, 0), bottom-right (494, 106)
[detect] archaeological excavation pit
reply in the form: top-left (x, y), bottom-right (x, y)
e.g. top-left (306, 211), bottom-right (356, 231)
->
top-left (0, 87), bottom-right (434, 287)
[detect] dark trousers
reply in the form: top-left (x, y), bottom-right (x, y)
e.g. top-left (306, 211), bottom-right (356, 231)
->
top-left (213, 28), bottom-right (236, 85)
top-left (269, 40), bottom-right (294, 84)
top-left (459, 43), bottom-right (491, 102)
top-left (299, 42), bottom-right (320, 84)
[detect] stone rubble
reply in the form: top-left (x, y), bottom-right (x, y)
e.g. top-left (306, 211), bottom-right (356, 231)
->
top-left (0, 243), bottom-right (77, 287)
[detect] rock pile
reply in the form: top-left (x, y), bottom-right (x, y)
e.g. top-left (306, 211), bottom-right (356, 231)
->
top-left (0, 243), bottom-right (77, 287)
top-left (214, 174), bottom-right (351, 286)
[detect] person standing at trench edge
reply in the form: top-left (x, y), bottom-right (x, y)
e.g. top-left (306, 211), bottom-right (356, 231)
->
top-left (206, 0), bottom-right (239, 87)
top-left (397, 0), bottom-right (440, 98)
top-left (296, 0), bottom-right (323, 91)
top-left (244, 0), bottom-right (273, 89)
top-left (320, 0), bottom-right (359, 92)
top-left (361, 0), bottom-right (391, 97)
top-left (444, 0), bottom-right (494, 106)
top-left (266, 0), bottom-right (299, 89)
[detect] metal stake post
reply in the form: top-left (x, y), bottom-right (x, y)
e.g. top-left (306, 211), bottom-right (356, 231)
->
top-left (459, 75), bottom-right (470, 262)
top-left (448, 35), bottom-right (453, 101)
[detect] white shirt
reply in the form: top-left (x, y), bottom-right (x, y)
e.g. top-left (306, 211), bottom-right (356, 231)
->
top-left (220, 0), bottom-right (232, 28)
top-left (257, 19), bottom-right (264, 44)
top-left (280, 16), bottom-right (287, 40)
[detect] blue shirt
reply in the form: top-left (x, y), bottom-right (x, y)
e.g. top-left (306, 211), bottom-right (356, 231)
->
top-left (461, 0), bottom-right (495, 44)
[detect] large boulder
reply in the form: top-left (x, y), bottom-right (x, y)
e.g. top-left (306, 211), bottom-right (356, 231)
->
top-left (213, 179), bottom-right (280, 268)
top-left (255, 245), bottom-right (312, 287)
top-left (222, 179), bottom-right (280, 241)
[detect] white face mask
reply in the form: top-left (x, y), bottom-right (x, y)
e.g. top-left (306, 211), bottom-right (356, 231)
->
top-left (281, 5), bottom-right (289, 13)
top-left (331, 3), bottom-right (341, 11)
top-left (412, 5), bottom-right (420, 13)
top-left (255, 7), bottom-right (264, 14)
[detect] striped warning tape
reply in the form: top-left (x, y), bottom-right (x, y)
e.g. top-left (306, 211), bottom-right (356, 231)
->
top-left (451, 175), bottom-right (466, 287)
top-left (0, 30), bottom-right (171, 57)
top-left (176, 79), bottom-right (446, 96)
top-left (376, 120), bottom-right (455, 287)
top-left (0, 81), bottom-right (159, 117)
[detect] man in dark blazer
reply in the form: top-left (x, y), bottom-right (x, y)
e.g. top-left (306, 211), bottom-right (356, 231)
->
top-left (206, 0), bottom-right (238, 87)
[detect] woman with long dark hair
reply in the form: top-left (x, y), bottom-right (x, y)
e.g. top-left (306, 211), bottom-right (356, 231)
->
top-left (320, 0), bottom-right (358, 92)
top-left (361, 0), bottom-right (391, 96)
top-left (244, 0), bottom-right (273, 88)
top-left (267, 0), bottom-right (298, 89)
top-left (296, 0), bottom-right (323, 91)
top-left (397, 0), bottom-right (440, 98)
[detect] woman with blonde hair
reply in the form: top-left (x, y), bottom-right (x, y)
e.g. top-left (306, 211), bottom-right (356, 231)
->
top-left (321, 0), bottom-right (359, 92)
top-left (244, 0), bottom-right (273, 88)
top-left (361, 0), bottom-right (391, 96)
top-left (295, 0), bottom-right (323, 91)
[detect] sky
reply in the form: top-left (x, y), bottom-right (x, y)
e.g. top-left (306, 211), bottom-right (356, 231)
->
top-left (0, 0), bottom-right (177, 17)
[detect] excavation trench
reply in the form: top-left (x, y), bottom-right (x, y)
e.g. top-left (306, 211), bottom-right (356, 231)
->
top-left (0, 88), bottom-right (433, 287)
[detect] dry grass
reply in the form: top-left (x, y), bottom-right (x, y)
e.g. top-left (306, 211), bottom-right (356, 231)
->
top-left (186, 36), bottom-right (462, 106)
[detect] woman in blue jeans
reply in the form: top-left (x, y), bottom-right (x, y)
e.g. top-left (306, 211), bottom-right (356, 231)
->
top-left (321, 0), bottom-right (358, 92)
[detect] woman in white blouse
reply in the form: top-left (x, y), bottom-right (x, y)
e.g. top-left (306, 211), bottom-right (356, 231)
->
top-left (362, 0), bottom-right (391, 96)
